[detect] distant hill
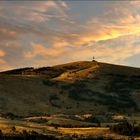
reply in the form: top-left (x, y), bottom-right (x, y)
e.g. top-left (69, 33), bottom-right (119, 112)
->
top-left (0, 61), bottom-right (140, 116)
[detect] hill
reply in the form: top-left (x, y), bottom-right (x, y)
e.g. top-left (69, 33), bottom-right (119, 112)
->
top-left (0, 61), bottom-right (140, 116)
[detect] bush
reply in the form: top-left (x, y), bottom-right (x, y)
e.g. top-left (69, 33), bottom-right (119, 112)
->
top-left (11, 126), bottom-right (16, 132)
top-left (133, 125), bottom-right (140, 136)
top-left (0, 130), bottom-right (3, 137)
top-left (42, 80), bottom-right (57, 86)
top-left (2, 112), bottom-right (22, 120)
top-left (111, 122), bottom-right (140, 136)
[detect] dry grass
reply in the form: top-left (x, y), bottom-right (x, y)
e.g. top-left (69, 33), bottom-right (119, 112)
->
top-left (1, 117), bottom-right (140, 139)
top-left (57, 127), bottom-right (109, 136)
top-left (0, 117), bottom-right (55, 135)
top-left (0, 61), bottom-right (140, 116)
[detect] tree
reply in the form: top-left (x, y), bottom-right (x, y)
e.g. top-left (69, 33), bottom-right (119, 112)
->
top-left (110, 122), bottom-right (133, 136)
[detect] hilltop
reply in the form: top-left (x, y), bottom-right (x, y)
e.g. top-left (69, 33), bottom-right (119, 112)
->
top-left (0, 61), bottom-right (140, 116)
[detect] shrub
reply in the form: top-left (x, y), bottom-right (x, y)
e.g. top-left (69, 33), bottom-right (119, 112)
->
top-left (110, 122), bottom-right (140, 136)
top-left (42, 79), bottom-right (57, 86)
top-left (11, 126), bottom-right (16, 132)
top-left (0, 130), bottom-right (3, 137)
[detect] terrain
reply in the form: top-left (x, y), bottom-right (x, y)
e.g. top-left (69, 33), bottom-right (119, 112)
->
top-left (0, 60), bottom-right (140, 139)
top-left (0, 60), bottom-right (140, 115)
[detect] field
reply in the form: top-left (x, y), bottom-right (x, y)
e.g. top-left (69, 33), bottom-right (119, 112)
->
top-left (1, 61), bottom-right (140, 139)
top-left (0, 114), bottom-right (140, 139)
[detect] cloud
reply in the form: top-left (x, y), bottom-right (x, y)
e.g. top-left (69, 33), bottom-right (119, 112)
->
top-left (0, 0), bottom-right (72, 43)
top-left (94, 46), bottom-right (140, 64)
top-left (0, 59), bottom-right (6, 65)
top-left (1, 1), bottom-right (140, 70)
top-left (0, 27), bottom-right (17, 41)
top-left (0, 50), bottom-right (5, 57)
top-left (0, 1), bottom-right (69, 23)
top-left (0, 58), bottom-right (13, 71)
top-left (23, 33), bottom-right (140, 67)
top-left (80, 1), bottom-right (140, 42)
top-left (24, 42), bottom-right (65, 59)
top-left (90, 33), bottom-right (140, 64)
top-left (3, 33), bottom-right (140, 70)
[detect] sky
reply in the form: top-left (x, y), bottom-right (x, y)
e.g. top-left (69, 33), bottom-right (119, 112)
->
top-left (1, 0), bottom-right (140, 71)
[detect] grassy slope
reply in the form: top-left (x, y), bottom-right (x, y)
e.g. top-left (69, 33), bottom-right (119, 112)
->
top-left (0, 61), bottom-right (140, 116)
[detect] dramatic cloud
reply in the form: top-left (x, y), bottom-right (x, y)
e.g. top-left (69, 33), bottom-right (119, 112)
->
top-left (0, 1), bottom-right (69, 22)
top-left (1, 1), bottom-right (140, 71)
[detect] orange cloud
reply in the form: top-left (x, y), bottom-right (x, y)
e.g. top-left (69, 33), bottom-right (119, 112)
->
top-left (49, 15), bottom-right (140, 49)
top-left (0, 59), bottom-right (6, 64)
top-left (2, 1), bottom-right (140, 70)
top-left (24, 42), bottom-right (65, 59)
top-left (0, 58), bottom-right (13, 71)
top-left (96, 46), bottom-right (140, 64)
top-left (0, 50), bottom-right (5, 57)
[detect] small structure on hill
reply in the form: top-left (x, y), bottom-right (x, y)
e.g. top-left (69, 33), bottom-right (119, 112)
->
top-left (92, 56), bottom-right (96, 62)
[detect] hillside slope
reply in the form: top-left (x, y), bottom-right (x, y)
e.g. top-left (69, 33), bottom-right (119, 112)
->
top-left (0, 61), bottom-right (140, 116)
